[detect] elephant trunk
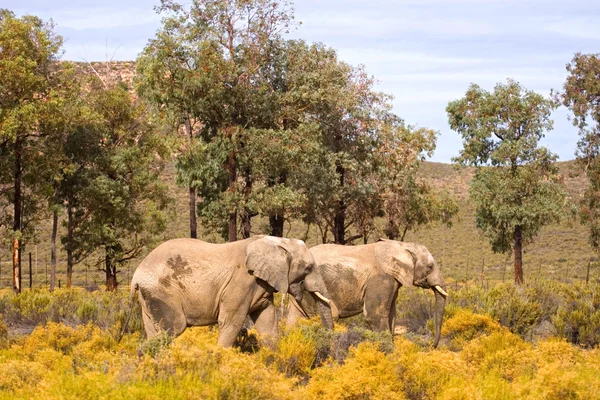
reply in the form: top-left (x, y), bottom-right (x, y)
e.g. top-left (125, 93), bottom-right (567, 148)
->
top-left (433, 288), bottom-right (446, 348)
top-left (314, 294), bottom-right (334, 330)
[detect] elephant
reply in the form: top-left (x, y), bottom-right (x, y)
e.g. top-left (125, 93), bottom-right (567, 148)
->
top-left (131, 235), bottom-right (333, 346)
top-left (285, 239), bottom-right (448, 347)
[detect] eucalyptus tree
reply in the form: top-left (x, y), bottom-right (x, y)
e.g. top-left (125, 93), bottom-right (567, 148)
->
top-left (140, 0), bottom-right (295, 242)
top-left (448, 79), bottom-right (568, 284)
top-left (558, 53), bottom-right (600, 252)
top-left (0, 10), bottom-right (64, 293)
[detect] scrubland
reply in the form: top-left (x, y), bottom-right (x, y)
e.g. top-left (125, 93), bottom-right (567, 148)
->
top-left (0, 280), bottom-right (599, 399)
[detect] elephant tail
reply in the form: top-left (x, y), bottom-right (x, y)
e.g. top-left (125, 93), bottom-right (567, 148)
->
top-left (117, 282), bottom-right (140, 343)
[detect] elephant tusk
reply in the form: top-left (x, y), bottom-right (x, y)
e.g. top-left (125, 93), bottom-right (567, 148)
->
top-left (314, 291), bottom-right (331, 304)
top-left (434, 285), bottom-right (449, 297)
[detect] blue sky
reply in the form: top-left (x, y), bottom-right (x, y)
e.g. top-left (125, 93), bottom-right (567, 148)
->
top-left (8, 0), bottom-right (600, 162)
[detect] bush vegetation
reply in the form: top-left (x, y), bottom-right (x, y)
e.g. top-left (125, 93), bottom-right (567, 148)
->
top-left (0, 280), bottom-right (598, 398)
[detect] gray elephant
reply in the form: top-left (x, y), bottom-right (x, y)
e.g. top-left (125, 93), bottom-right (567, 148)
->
top-left (286, 239), bottom-right (448, 347)
top-left (131, 235), bottom-right (333, 346)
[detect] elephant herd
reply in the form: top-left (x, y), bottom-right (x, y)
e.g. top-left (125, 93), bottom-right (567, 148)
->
top-left (131, 235), bottom-right (448, 348)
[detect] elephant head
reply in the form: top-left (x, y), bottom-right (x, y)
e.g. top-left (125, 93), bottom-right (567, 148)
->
top-left (245, 236), bottom-right (334, 329)
top-left (375, 239), bottom-right (448, 347)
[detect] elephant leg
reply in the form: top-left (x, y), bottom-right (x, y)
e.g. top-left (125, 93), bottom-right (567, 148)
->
top-left (139, 288), bottom-right (187, 339)
top-left (363, 275), bottom-right (400, 332)
top-left (217, 297), bottom-right (253, 347)
top-left (250, 304), bottom-right (278, 340)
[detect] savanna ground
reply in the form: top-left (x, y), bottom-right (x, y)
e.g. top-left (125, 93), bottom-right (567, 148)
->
top-left (1, 160), bottom-right (599, 399)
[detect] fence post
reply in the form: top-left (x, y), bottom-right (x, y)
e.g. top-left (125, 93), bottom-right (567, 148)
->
top-left (480, 255), bottom-right (485, 286)
top-left (587, 257), bottom-right (591, 284)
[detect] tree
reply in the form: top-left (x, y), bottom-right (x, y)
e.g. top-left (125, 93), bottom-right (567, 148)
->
top-left (140, 0), bottom-right (295, 242)
top-left (375, 123), bottom-right (458, 241)
top-left (37, 61), bottom-right (87, 291)
top-left (558, 53), bottom-right (600, 252)
top-left (64, 75), bottom-right (171, 291)
top-left (448, 79), bottom-right (568, 284)
top-left (0, 10), bottom-right (63, 293)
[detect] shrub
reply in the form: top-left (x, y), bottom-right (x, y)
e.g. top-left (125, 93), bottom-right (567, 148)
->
top-left (552, 283), bottom-right (600, 348)
top-left (304, 342), bottom-right (404, 400)
top-left (484, 284), bottom-right (544, 337)
top-left (0, 314), bottom-right (7, 349)
top-left (461, 330), bottom-right (534, 382)
top-left (442, 308), bottom-right (503, 350)
top-left (138, 331), bottom-right (173, 358)
top-left (397, 288), bottom-right (436, 334)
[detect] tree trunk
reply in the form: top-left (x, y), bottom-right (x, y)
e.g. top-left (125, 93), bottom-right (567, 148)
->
top-left (105, 247), bottom-right (118, 291)
top-left (50, 186), bottom-right (59, 292)
top-left (333, 163), bottom-right (346, 244)
top-left (269, 215), bottom-right (284, 237)
top-left (513, 225), bottom-right (524, 285)
top-left (268, 173), bottom-right (286, 237)
top-left (241, 169), bottom-right (252, 239)
top-left (227, 149), bottom-right (237, 242)
top-left (184, 116), bottom-right (197, 239)
top-left (12, 139), bottom-right (22, 295)
top-left (189, 187), bottom-right (197, 239)
top-left (66, 204), bottom-right (74, 288)
top-left (385, 214), bottom-right (399, 240)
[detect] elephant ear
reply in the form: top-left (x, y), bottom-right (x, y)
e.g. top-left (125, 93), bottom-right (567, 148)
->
top-left (375, 239), bottom-right (416, 287)
top-left (246, 237), bottom-right (291, 293)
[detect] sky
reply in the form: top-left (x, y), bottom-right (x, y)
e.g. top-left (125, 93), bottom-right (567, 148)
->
top-left (6, 0), bottom-right (600, 162)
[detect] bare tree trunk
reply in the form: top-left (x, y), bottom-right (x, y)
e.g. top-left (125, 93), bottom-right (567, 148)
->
top-left (333, 163), bottom-right (346, 244)
top-left (268, 173), bottom-right (286, 237)
top-left (228, 149), bottom-right (237, 242)
top-left (189, 187), bottom-right (197, 239)
top-left (105, 246), bottom-right (118, 291)
top-left (50, 186), bottom-right (58, 292)
top-left (12, 139), bottom-right (22, 295)
top-left (269, 215), bottom-right (284, 237)
top-left (385, 214), bottom-right (399, 240)
top-left (514, 225), bottom-right (524, 285)
top-left (66, 204), bottom-right (74, 288)
top-left (184, 116), bottom-right (197, 239)
top-left (400, 226), bottom-right (409, 242)
top-left (241, 169), bottom-right (252, 239)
